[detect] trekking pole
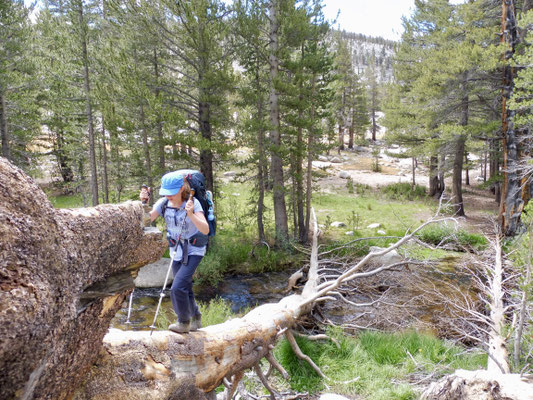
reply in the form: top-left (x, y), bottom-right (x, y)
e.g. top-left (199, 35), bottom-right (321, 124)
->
top-left (125, 288), bottom-right (134, 328)
top-left (149, 190), bottom-right (194, 335)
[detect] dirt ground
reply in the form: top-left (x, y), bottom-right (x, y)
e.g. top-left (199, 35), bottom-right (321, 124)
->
top-left (316, 145), bottom-right (499, 235)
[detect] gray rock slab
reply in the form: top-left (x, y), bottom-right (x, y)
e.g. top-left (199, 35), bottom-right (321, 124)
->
top-left (134, 258), bottom-right (173, 288)
top-left (369, 246), bottom-right (403, 265)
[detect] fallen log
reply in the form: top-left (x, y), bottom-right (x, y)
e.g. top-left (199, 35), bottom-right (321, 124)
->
top-left (0, 157), bottom-right (166, 400)
top-left (75, 208), bottom-right (452, 399)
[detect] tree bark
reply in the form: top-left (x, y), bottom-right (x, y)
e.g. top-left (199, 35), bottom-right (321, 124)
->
top-left (56, 126), bottom-right (74, 183)
top-left (0, 88), bottom-right (10, 161)
top-left (154, 49), bottom-right (166, 173)
top-left (305, 76), bottom-right (316, 242)
top-left (499, 0), bottom-right (528, 236)
top-left (256, 63), bottom-right (266, 242)
top-left (140, 102), bottom-right (153, 193)
top-left (0, 158), bottom-right (166, 400)
top-left (199, 99), bottom-right (214, 193)
top-left (101, 119), bottom-right (109, 203)
top-left (268, 0), bottom-right (289, 245)
top-left (452, 77), bottom-right (468, 217)
top-left (429, 155), bottom-right (439, 197)
top-left (487, 236), bottom-right (511, 373)
top-left (78, 1), bottom-right (99, 206)
top-left (452, 135), bottom-right (466, 216)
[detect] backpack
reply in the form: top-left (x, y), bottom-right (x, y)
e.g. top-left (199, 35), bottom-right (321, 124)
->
top-left (160, 169), bottom-right (216, 237)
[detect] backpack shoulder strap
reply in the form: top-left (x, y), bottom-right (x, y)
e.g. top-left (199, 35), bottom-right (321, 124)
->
top-left (161, 198), bottom-right (169, 218)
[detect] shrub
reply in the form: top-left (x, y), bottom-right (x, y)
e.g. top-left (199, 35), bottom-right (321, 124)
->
top-left (382, 182), bottom-right (426, 201)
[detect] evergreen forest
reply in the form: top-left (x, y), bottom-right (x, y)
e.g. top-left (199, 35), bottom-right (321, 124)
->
top-left (2, 0), bottom-right (533, 399)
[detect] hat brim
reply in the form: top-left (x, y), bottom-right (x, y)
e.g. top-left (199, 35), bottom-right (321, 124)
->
top-left (159, 187), bottom-right (180, 196)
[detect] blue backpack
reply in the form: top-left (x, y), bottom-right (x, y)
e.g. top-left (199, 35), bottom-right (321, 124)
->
top-left (160, 169), bottom-right (216, 237)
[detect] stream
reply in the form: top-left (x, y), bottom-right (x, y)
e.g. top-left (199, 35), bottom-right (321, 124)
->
top-left (112, 256), bottom-right (474, 335)
top-left (111, 269), bottom-right (294, 330)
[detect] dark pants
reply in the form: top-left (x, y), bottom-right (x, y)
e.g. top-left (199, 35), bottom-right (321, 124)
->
top-left (170, 255), bottom-right (202, 323)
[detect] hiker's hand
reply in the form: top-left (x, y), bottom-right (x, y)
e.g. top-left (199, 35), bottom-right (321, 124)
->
top-left (185, 198), bottom-right (194, 217)
top-left (140, 187), bottom-right (151, 204)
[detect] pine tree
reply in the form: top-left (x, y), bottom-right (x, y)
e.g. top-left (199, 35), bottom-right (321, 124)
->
top-left (0, 0), bottom-right (40, 169)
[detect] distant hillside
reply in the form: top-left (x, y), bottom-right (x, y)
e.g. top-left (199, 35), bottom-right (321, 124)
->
top-left (337, 30), bottom-right (397, 82)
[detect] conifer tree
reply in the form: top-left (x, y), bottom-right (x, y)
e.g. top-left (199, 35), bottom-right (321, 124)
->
top-left (0, 0), bottom-right (40, 169)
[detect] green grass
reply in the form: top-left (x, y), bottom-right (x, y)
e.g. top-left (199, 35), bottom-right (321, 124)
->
top-left (156, 297), bottom-right (248, 330)
top-left (274, 328), bottom-right (487, 399)
top-left (48, 194), bottom-right (84, 208)
top-left (314, 192), bottom-right (429, 240)
top-left (381, 182), bottom-right (427, 201)
top-left (417, 224), bottom-right (488, 251)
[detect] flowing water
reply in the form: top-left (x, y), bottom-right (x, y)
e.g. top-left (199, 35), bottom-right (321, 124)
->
top-left (112, 256), bottom-right (474, 335)
top-left (111, 269), bottom-right (294, 330)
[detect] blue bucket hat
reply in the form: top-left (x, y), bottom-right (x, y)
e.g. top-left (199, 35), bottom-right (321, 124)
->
top-left (159, 172), bottom-right (184, 196)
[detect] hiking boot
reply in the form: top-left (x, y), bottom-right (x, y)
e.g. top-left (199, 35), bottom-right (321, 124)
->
top-left (169, 321), bottom-right (190, 334)
top-left (190, 315), bottom-right (202, 331)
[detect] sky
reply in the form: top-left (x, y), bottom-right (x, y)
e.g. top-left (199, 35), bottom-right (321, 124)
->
top-left (322, 0), bottom-right (467, 41)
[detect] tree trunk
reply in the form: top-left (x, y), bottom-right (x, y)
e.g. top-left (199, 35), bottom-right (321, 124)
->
top-left (56, 127), bottom-right (74, 183)
top-left (487, 236), bottom-right (511, 373)
top-left (411, 157), bottom-right (416, 187)
top-left (0, 157), bottom-right (166, 400)
top-left (348, 123), bottom-right (354, 149)
top-left (140, 102), bottom-right (153, 194)
top-left (75, 210), bottom-right (322, 400)
top-left (338, 125), bottom-right (344, 153)
top-left (371, 109), bottom-right (377, 141)
top-left (268, 0), bottom-right (288, 245)
top-left (452, 77), bottom-right (468, 217)
top-left (296, 87), bottom-right (305, 243)
top-left (78, 1), bottom-right (99, 206)
top-left (499, 0), bottom-right (528, 236)
top-left (0, 88), bottom-right (10, 161)
top-left (154, 49), bottom-right (165, 173)
top-left (101, 119), bottom-right (109, 203)
top-left (256, 64), bottom-right (266, 242)
top-left (305, 76), bottom-right (316, 242)
top-left (429, 155), bottom-right (439, 197)
top-left (199, 100), bottom-right (214, 192)
top-left (452, 135), bottom-right (466, 216)
top-left (465, 151), bottom-right (470, 186)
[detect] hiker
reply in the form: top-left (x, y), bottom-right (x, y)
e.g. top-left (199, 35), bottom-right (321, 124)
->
top-left (141, 171), bottom-right (209, 333)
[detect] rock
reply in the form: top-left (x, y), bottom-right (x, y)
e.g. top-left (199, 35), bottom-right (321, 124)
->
top-left (0, 158), bottom-right (166, 400)
top-left (320, 394), bottom-right (352, 400)
top-left (134, 258), bottom-right (173, 288)
top-left (369, 246), bottom-right (403, 265)
top-left (339, 171), bottom-right (350, 179)
top-left (422, 369), bottom-right (533, 400)
top-left (223, 171), bottom-right (236, 177)
top-left (331, 221), bottom-right (346, 228)
top-left (330, 156), bottom-right (342, 163)
top-left (232, 192), bottom-right (241, 196)
top-left (354, 146), bottom-right (366, 152)
top-left (475, 176), bottom-right (485, 182)
top-left (367, 223), bottom-right (381, 229)
top-left (312, 161), bottom-right (332, 169)
top-left (345, 231), bottom-right (354, 236)
top-left (318, 155), bottom-right (329, 162)
top-left (377, 230), bottom-right (386, 235)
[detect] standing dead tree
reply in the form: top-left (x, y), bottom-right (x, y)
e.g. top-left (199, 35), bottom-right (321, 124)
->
top-left (421, 226), bottom-right (533, 399)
